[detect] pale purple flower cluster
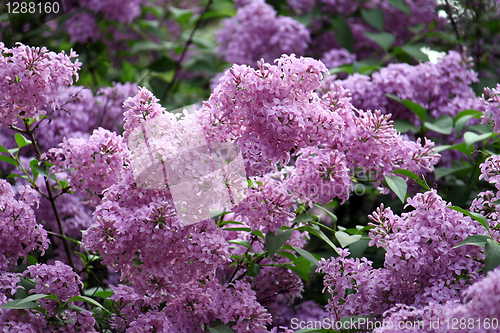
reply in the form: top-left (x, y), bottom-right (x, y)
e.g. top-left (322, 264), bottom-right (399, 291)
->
top-left (216, 0), bottom-right (310, 64)
top-left (0, 180), bottom-right (49, 270)
top-left (79, 0), bottom-right (142, 25)
top-left (64, 12), bottom-right (100, 44)
top-left (286, 147), bottom-right (353, 204)
top-left (44, 127), bottom-right (129, 205)
top-left (482, 83), bottom-right (500, 133)
top-left (109, 279), bottom-right (272, 333)
top-left (203, 55), bottom-right (439, 203)
top-left (321, 48), bottom-right (357, 69)
top-left (374, 267), bottom-right (500, 333)
top-left (336, 51), bottom-right (483, 124)
top-left (318, 190), bottom-right (485, 320)
top-left (122, 87), bottom-right (165, 141)
top-left (34, 83), bottom-right (137, 150)
top-left (369, 190), bottom-right (483, 295)
top-left (82, 169), bottom-right (231, 301)
top-left (0, 43), bottom-right (81, 127)
top-left (234, 177), bottom-right (297, 233)
top-left (26, 261), bottom-right (82, 303)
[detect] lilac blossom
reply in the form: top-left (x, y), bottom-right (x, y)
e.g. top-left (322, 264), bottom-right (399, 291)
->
top-left (0, 43), bottom-right (81, 127)
top-left (0, 180), bottom-right (49, 270)
top-left (216, 0), bottom-right (310, 64)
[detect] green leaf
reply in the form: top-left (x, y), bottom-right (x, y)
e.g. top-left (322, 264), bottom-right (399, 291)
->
top-left (383, 175), bottom-right (407, 203)
top-left (208, 325), bottom-right (235, 333)
top-left (292, 214), bottom-right (315, 223)
top-left (434, 166), bottom-right (472, 180)
top-left (452, 234), bottom-right (490, 249)
top-left (335, 231), bottom-right (362, 248)
top-left (386, 0), bottom-right (412, 15)
top-left (0, 294), bottom-right (57, 310)
top-left (484, 239), bottom-right (500, 275)
top-left (401, 100), bottom-right (426, 124)
top-left (364, 31), bottom-right (395, 51)
top-left (246, 261), bottom-right (260, 277)
top-left (454, 109), bottom-right (483, 123)
top-left (148, 56), bottom-right (176, 73)
top-left (26, 255), bottom-right (38, 265)
top-left (168, 6), bottom-right (193, 24)
top-left (385, 95), bottom-right (426, 123)
top-left (228, 240), bottom-right (253, 251)
top-left (14, 133), bottom-right (32, 149)
top-left (68, 296), bottom-right (106, 310)
top-left (392, 168), bottom-right (430, 191)
top-left (33, 161), bottom-right (51, 178)
top-left (0, 145), bottom-right (7, 153)
top-left (293, 247), bottom-right (319, 266)
top-left (277, 250), bottom-right (297, 261)
top-left (313, 204), bottom-right (337, 225)
top-left (464, 131), bottom-right (493, 148)
top-left (223, 227), bottom-right (252, 232)
top-left (449, 206), bottom-right (490, 231)
top-left (296, 225), bottom-right (340, 255)
top-left (266, 229), bottom-right (293, 257)
top-left (424, 115), bottom-right (453, 135)
top-left (455, 115), bottom-right (475, 136)
top-left (0, 155), bottom-right (18, 167)
top-left (331, 15), bottom-right (353, 52)
top-left (398, 45), bottom-right (429, 62)
top-left (360, 8), bottom-right (385, 31)
top-left (30, 159), bottom-right (39, 180)
top-left (409, 22), bottom-right (426, 34)
top-left (251, 230), bottom-right (265, 239)
top-left (393, 119), bottom-right (420, 133)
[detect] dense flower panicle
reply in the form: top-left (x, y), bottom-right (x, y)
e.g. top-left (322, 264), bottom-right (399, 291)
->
top-left (122, 87), bottom-right (167, 141)
top-left (110, 279), bottom-right (272, 333)
top-left (336, 51), bottom-right (482, 124)
top-left (79, 0), bottom-right (142, 24)
top-left (0, 180), bottom-right (49, 270)
top-left (35, 83), bottom-right (137, 150)
top-left (64, 12), bottom-right (99, 44)
top-left (368, 190), bottom-right (484, 298)
top-left (479, 155), bottom-right (500, 190)
top-left (321, 48), bottom-right (357, 69)
top-left (201, 54), bottom-right (330, 175)
top-left (0, 43), bottom-right (81, 127)
top-left (44, 127), bottom-right (129, 205)
top-left (216, 0), bottom-right (310, 64)
top-left (82, 170), bottom-right (231, 301)
top-left (482, 84), bottom-right (500, 133)
top-left (26, 261), bottom-right (82, 302)
top-left (234, 177), bottom-right (297, 233)
top-left (374, 267), bottom-right (500, 333)
top-left (316, 249), bottom-right (375, 319)
top-left (285, 147), bottom-right (353, 205)
top-left (319, 190), bottom-right (485, 320)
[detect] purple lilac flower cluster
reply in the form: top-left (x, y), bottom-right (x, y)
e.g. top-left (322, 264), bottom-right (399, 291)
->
top-left (335, 51), bottom-right (484, 124)
top-left (216, 0), bottom-right (310, 64)
top-left (318, 190), bottom-right (484, 320)
top-left (0, 180), bottom-right (48, 270)
top-left (44, 127), bottom-right (130, 205)
top-left (374, 266), bottom-right (500, 333)
top-left (201, 55), bottom-right (439, 205)
top-left (0, 43), bottom-right (81, 127)
top-left (482, 83), bottom-right (500, 133)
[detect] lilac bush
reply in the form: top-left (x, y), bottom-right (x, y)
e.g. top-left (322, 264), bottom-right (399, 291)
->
top-left (2, 0), bottom-right (500, 331)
